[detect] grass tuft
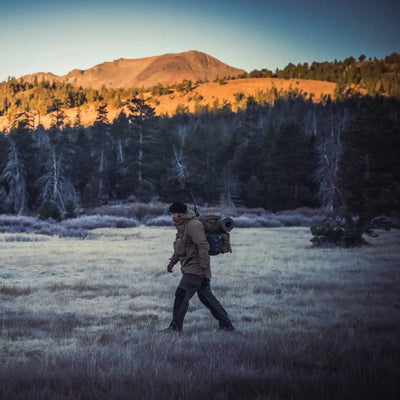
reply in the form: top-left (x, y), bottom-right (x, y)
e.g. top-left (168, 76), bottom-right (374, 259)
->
top-left (0, 285), bottom-right (33, 296)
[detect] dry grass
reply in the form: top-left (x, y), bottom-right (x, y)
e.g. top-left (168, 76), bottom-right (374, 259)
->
top-left (0, 226), bottom-right (399, 399)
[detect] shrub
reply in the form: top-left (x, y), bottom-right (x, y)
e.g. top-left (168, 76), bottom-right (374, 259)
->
top-left (38, 200), bottom-right (62, 221)
top-left (86, 202), bottom-right (166, 222)
top-left (311, 214), bottom-right (399, 248)
top-left (0, 215), bottom-right (51, 234)
top-left (3, 235), bottom-right (48, 242)
top-left (310, 217), bottom-right (347, 247)
top-left (64, 199), bottom-right (77, 219)
top-left (233, 213), bottom-right (283, 228)
top-left (0, 215), bottom-right (94, 238)
top-left (61, 215), bottom-right (140, 230)
top-left (145, 215), bottom-right (174, 227)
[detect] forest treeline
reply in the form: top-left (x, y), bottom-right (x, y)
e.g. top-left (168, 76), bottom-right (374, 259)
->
top-left (0, 91), bottom-right (399, 222)
top-left (1, 53), bottom-right (399, 123)
top-left (247, 53), bottom-right (400, 99)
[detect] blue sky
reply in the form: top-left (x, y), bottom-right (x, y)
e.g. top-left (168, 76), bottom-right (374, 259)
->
top-left (0, 0), bottom-right (398, 82)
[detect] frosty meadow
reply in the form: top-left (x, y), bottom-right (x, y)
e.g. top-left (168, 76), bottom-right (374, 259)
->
top-left (0, 226), bottom-right (399, 399)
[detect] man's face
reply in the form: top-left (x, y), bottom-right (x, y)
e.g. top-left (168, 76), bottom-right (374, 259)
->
top-left (170, 212), bottom-right (184, 222)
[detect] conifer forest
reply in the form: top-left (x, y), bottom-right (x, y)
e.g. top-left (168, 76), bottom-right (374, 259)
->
top-left (0, 55), bottom-right (399, 224)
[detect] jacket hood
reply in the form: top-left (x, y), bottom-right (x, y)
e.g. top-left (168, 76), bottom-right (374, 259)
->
top-left (183, 209), bottom-right (197, 220)
top-left (175, 209), bottom-right (197, 229)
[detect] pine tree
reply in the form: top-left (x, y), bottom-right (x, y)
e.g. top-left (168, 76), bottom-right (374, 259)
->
top-left (36, 111), bottom-right (76, 219)
top-left (3, 121), bottom-right (37, 211)
top-left (109, 111), bottom-right (131, 199)
top-left (71, 127), bottom-right (94, 195)
top-left (91, 103), bottom-right (112, 203)
top-left (1, 141), bottom-right (27, 214)
top-left (125, 96), bottom-right (157, 200)
top-left (233, 133), bottom-right (267, 207)
top-left (36, 149), bottom-right (72, 220)
top-left (264, 121), bottom-right (316, 210)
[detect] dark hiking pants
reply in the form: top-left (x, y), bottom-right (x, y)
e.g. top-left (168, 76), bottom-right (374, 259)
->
top-left (171, 273), bottom-right (232, 331)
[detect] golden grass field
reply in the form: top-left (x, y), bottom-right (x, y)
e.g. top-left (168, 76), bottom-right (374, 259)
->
top-left (1, 226), bottom-right (399, 399)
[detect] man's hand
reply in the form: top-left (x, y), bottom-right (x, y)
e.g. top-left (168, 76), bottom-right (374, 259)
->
top-left (199, 265), bottom-right (207, 278)
top-left (167, 260), bottom-right (175, 273)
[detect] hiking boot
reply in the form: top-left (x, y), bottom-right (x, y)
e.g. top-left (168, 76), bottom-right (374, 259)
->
top-left (161, 321), bottom-right (182, 333)
top-left (218, 322), bottom-right (235, 331)
top-left (161, 327), bottom-right (182, 334)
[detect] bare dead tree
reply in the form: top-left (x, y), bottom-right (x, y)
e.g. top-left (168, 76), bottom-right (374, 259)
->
top-left (169, 145), bottom-right (188, 189)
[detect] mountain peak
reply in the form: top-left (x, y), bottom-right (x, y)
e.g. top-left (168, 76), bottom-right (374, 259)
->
top-left (23, 51), bottom-right (246, 90)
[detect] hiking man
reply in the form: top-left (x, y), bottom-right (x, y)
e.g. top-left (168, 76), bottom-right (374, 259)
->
top-left (164, 201), bottom-right (234, 332)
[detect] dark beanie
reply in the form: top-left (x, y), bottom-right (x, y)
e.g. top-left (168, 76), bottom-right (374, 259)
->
top-left (169, 201), bottom-right (187, 213)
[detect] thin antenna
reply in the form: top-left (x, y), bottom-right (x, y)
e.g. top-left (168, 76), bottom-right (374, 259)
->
top-left (187, 183), bottom-right (200, 217)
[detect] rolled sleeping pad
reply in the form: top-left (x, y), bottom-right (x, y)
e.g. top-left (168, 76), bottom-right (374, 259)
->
top-left (217, 216), bottom-right (234, 232)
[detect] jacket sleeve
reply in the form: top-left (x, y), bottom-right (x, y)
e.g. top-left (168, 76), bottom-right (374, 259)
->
top-left (187, 220), bottom-right (210, 267)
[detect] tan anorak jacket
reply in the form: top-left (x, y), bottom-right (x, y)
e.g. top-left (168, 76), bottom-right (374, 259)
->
top-left (170, 209), bottom-right (211, 279)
